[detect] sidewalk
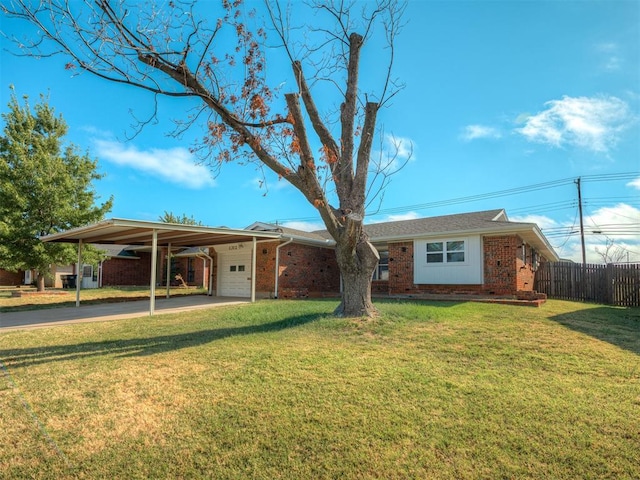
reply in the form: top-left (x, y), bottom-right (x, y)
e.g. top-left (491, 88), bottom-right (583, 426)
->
top-left (0, 296), bottom-right (249, 331)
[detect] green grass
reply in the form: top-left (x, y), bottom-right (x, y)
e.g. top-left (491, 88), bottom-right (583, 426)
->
top-left (1, 299), bottom-right (639, 479)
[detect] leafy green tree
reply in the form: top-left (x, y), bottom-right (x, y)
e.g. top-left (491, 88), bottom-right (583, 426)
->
top-left (0, 89), bottom-right (113, 290)
top-left (159, 211), bottom-right (202, 226)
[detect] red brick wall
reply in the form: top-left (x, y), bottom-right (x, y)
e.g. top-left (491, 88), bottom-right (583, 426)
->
top-left (0, 268), bottom-right (24, 286)
top-left (255, 241), bottom-right (278, 294)
top-left (277, 243), bottom-right (340, 298)
top-left (387, 236), bottom-right (539, 296)
top-left (101, 254), bottom-right (152, 286)
top-left (483, 234), bottom-right (538, 294)
top-left (388, 242), bottom-right (487, 295)
top-left (388, 242), bottom-right (414, 294)
top-left (371, 280), bottom-right (389, 295)
top-left (516, 242), bottom-right (536, 292)
top-left (483, 235), bottom-right (519, 294)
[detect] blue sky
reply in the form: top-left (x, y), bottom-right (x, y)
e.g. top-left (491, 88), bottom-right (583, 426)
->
top-left (1, 0), bottom-right (639, 263)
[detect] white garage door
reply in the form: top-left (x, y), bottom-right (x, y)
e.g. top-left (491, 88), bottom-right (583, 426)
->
top-left (218, 251), bottom-right (252, 297)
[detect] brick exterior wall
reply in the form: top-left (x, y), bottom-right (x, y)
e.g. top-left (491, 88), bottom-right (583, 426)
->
top-left (101, 254), bottom-right (152, 286)
top-left (276, 243), bottom-right (340, 298)
top-left (255, 241), bottom-right (278, 295)
top-left (371, 280), bottom-right (389, 295)
top-left (484, 235), bottom-right (538, 294)
top-left (388, 241), bottom-right (486, 295)
top-left (0, 269), bottom-right (24, 286)
top-left (388, 242), bottom-right (414, 294)
top-left (516, 243), bottom-right (536, 292)
top-left (386, 235), bottom-right (541, 296)
top-left (483, 235), bottom-right (518, 294)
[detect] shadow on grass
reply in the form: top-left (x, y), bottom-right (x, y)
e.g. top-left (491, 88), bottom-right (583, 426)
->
top-left (549, 305), bottom-right (640, 355)
top-left (1, 312), bottom-right (324, 369)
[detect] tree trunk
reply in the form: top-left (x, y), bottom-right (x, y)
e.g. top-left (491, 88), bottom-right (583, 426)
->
top-left (36, 272), bottom-right (46, 292)
top-left (334, 239), bottom-right (380, 317)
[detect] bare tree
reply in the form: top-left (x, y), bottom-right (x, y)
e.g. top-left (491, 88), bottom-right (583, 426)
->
top-left (2, 0), bottom-right (406, 317)
top-left (594, 239), bottom-right (627, 264)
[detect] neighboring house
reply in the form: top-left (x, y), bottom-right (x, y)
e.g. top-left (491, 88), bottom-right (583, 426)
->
top-left (0, 268), bottom-right (26, 286)
top-left (54, 209), bottom-right (557, 299)
top-left (92, 244), bottom-right (209, 290)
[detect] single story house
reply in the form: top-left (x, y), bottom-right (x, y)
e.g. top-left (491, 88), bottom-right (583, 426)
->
top-left (40, 209), bottom-right (559, 300)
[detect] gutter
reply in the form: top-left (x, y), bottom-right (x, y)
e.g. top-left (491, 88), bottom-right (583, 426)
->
top-left (194, 249), bottom-right (215, 296)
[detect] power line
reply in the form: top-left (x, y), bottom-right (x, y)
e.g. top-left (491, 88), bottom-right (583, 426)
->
top-left (271, 172), bottom-right (640, 224)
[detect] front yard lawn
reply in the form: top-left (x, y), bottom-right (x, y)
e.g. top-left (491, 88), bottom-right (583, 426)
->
top-left (1, 299), bottom-right (638, 479)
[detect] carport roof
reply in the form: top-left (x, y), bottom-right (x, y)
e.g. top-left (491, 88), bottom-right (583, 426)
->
top-left (41, 218), bottom-right (283, 247)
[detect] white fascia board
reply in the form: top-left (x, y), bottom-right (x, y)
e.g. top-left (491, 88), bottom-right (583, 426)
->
top-left (41, 218), bottom-right (283, 243)
top-left (279, 234), bottom-right (336, 248)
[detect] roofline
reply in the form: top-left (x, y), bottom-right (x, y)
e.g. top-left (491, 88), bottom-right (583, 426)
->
top-left (369, 223), bottom-right (560, 262)
top-left (279, 234), bottom-right (335, 248)
top-left (41, 218), bottom-right (283, 243)
top-left (368, 225), bottom-right (520, 243)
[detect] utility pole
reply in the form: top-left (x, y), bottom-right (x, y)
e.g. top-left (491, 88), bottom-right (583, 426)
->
top-left (575, 177), bottom-right (586, 266)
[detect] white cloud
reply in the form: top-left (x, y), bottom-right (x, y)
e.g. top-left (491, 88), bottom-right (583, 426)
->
top-left (516, 95), bottom-right (634, 153)
top-left (552, 203), bottom-right (640, 263)
top-left (367, 211), bottom-right (420, 224)
top-left (460, 124), bottom-right (502, 141)
top-left (281, 221), bottom-right (325, 232)
top-left (371, 134), bottom-right (415, 172)
top-left (387, 135), bottom-right (414, 161)
top-left (595, 42), bottom-right (622, 71)
top-left (95, 139), bottom-right (214, 189)
top-left (626, 177), bottom-right (640, 190)
top-left (586, 204), bottom-right (640, 241)
top-left (509, 214), bottom-right (558, 231)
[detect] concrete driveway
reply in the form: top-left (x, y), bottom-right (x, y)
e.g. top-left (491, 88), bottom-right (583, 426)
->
top-left (0, 295), bottom-right (249, 331)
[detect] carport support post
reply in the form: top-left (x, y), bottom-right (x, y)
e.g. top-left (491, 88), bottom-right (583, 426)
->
top-left (251, 236), bottom-right (257, 303)
top-left (76, 239), bottom-right (82, 307)
top-left (165, 243), bottom-right (172, 299)
top-left (150, 229), bottom-right (158, 315)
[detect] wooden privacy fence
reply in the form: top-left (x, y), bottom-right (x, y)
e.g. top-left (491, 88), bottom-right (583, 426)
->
top-left (535, 262), bottom-right (640, 307)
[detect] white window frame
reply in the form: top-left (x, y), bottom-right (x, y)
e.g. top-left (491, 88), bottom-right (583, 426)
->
top-left (372, 250), bottom-right (389, 281)
top-left (425, 239), bottom-right (467, 265)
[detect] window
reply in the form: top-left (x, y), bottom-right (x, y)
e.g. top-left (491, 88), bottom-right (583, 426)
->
top-left (230, 265), bottom-right (237, 272)
top-left (426, 240), bottom-right (465, 264)
top-left (372, 251), bottom-right (389, 281)
top-left (426, 242), bottom-right (443, 263)
top-left (238, 265), bottom-right (245, 272)
top-left (446, 241), bottom-right (465, 262)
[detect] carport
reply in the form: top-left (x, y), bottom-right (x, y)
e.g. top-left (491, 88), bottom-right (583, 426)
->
top-left (41, 218), bottom-right (282, 315)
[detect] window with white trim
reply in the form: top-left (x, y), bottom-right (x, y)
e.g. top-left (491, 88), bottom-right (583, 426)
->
top-left (426, 240), bottom-right (466, 264)
top-left (372, 251), bottom-right (389, 281)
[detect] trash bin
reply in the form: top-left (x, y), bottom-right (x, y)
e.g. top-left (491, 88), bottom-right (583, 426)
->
top-left (67, 275), bottom-right (77, 289)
